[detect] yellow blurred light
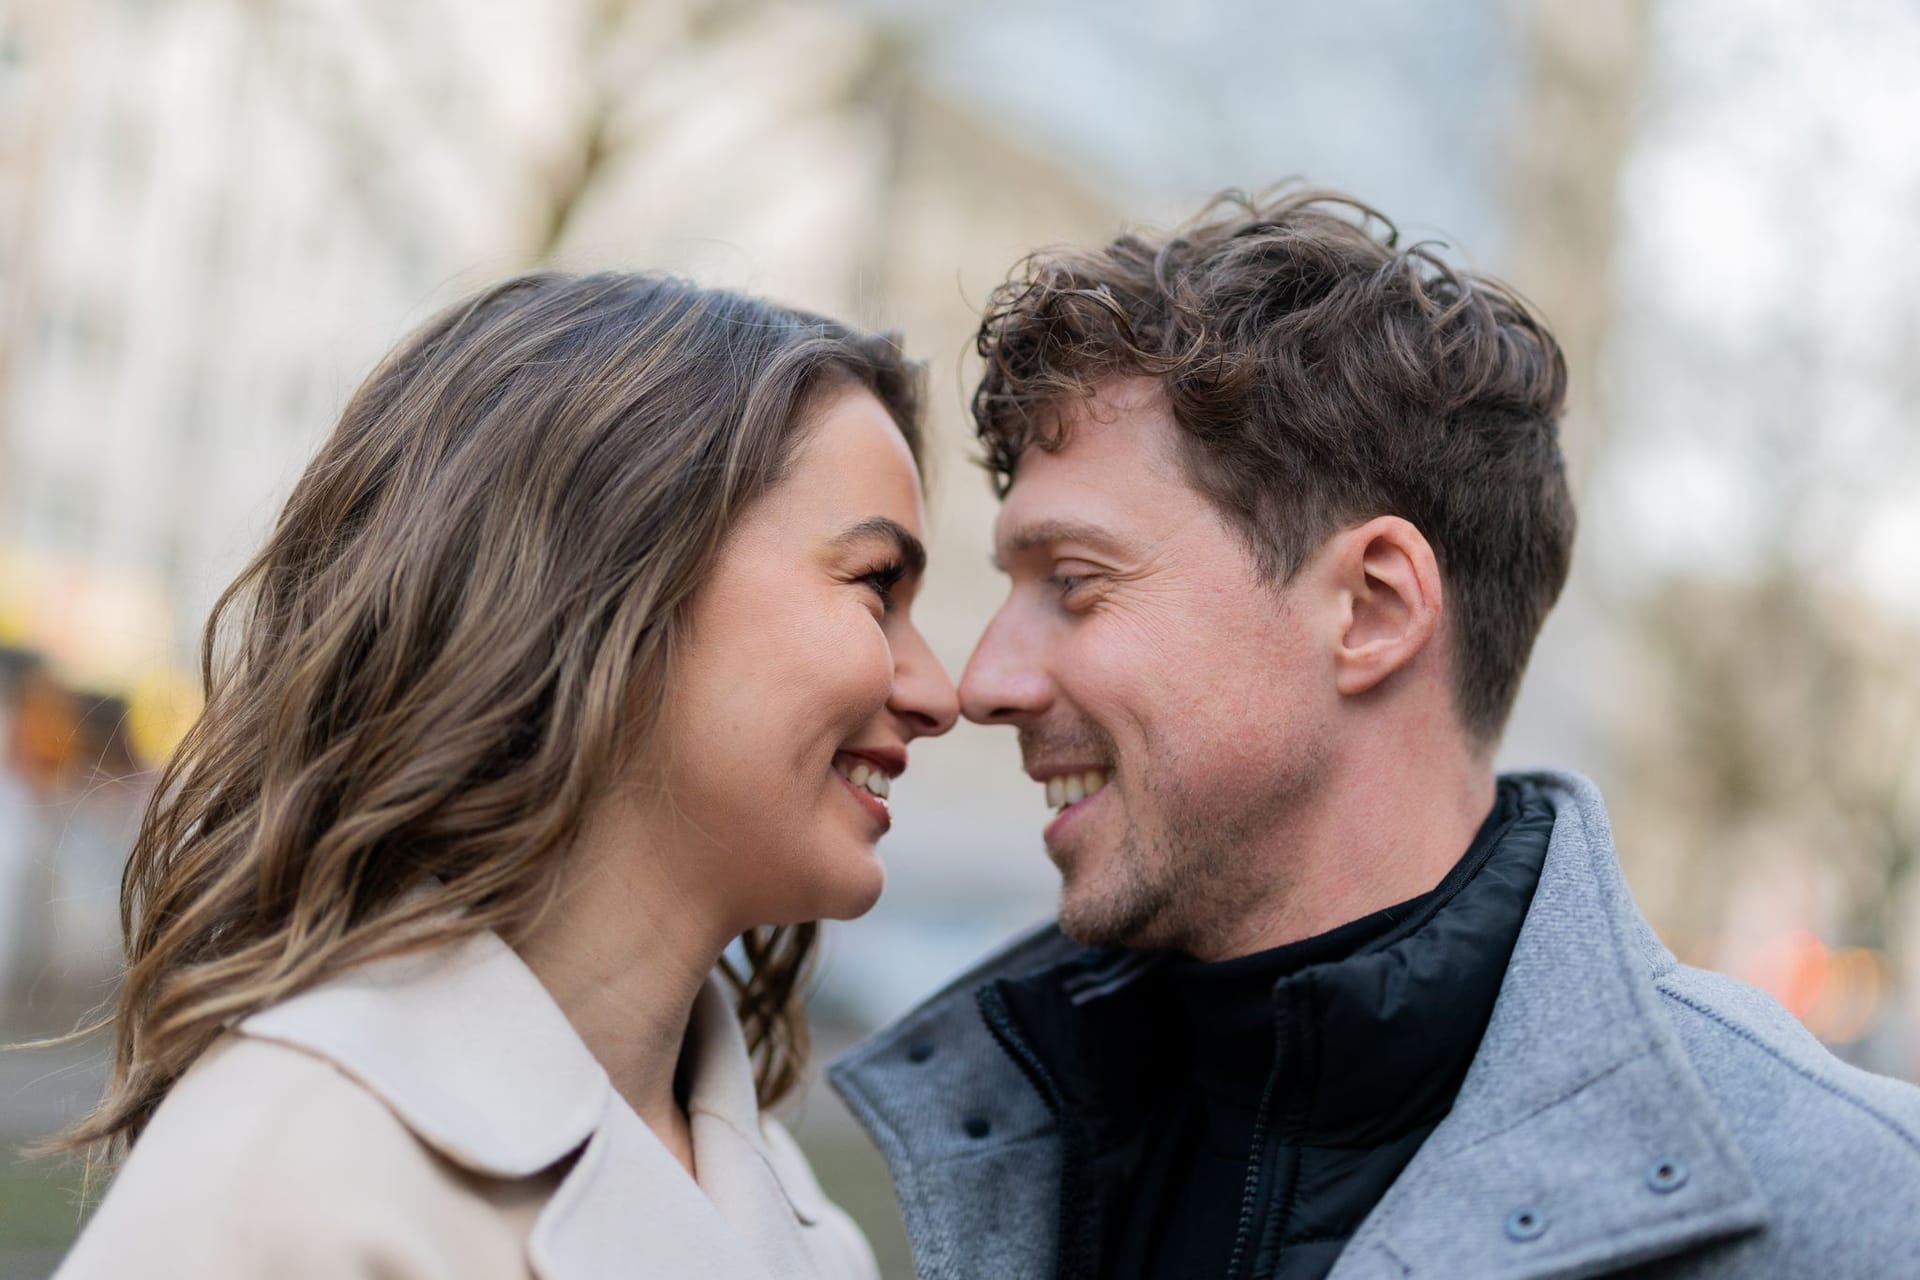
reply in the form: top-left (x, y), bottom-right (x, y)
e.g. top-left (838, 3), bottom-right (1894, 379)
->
top-left (126, 666), bottom-right (202, 768)
top-left (0, 549), bottom-right (37, 646)
top-left (0, 546), bottom-right (176, 691)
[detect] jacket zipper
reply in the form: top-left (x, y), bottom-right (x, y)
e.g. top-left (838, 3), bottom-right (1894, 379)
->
top-left (1223, 1066), bottom-right (1280, 1280)
top-left (976, 983), bottom-right (1094, 1280)
top-left (1225, 986), bottom-right (1303, 1280)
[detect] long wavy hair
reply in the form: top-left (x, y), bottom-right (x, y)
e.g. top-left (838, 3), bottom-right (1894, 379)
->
top-left (49, 272), bottom-right (923, 1164)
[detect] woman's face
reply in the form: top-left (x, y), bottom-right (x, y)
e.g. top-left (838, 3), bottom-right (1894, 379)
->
top-left (652, 385), bottom-right (958, 931)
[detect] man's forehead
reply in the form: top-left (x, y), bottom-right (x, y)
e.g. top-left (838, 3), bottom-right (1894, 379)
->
top-left (993, 384), bottom-right (1187, 553)
top-left (991, 459), bottom-right (1163, 569)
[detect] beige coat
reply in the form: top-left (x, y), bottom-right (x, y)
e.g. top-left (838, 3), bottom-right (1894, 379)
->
top-left (55, 930), bottom-right (880, 1279)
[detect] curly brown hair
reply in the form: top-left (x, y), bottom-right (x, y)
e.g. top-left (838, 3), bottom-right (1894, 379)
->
top-left (972, 186), bottom-right (1575, 743)
top-left (47, 272), bottom-right (922, 1166)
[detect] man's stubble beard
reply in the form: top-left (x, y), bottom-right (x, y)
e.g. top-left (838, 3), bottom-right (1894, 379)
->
top-left (1055, 814), bottom-right (1178, 949)
top-left (1056, 739), bottom-right (1319, 955)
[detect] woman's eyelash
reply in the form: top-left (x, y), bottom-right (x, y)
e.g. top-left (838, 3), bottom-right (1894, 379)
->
top-left (855, 558), bottom-right (907, 608)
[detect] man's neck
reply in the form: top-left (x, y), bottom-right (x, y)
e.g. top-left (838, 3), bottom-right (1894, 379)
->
top-left (1184, 742), bottom-right (1496, 962)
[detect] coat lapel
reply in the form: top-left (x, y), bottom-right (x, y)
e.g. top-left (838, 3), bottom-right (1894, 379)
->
top-left (527, 1100), bottom-right (777, 1279)
top-left (1326, 772), bottom-right (1771, 1278)
top-left (684, 977), bottom-right (839, 1262)
top-left (240, 930), bottom-right (605, 1178)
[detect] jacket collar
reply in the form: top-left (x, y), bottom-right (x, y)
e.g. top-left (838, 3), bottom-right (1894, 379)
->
top-left (830, 770), bottom-right (1773, 1280)
top-left (240, 928), bottom-right (821, 1279)
top-left (984, 779), bottom-right (1553, 1156)
top-left (1326, 770), bottom-right (1771, 1279)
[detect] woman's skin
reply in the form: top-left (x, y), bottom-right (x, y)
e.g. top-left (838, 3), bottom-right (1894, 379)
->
top-left (515, 385), bottom-right (958, 1176)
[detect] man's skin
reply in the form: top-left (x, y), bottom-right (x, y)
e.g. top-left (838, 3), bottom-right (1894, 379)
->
top-left (958, 375), bottom-right (1494, 959)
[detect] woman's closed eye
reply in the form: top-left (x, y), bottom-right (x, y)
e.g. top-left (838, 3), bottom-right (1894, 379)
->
top-left (854, 557), bottom-right (908, 613)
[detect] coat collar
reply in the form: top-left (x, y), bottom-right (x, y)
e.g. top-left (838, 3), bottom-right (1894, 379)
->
top-left (1325, 770), bottom-right (1771, 1279)
top-left (240, 928), bottom-right (828, 1279)
top-left (982, 779), bottom-right (1553, 1156)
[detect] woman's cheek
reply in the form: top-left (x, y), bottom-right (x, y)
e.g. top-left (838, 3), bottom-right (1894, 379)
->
top-left (778, 611), bottom-right (893, 750)
top-left (850, 622), bottom-right (897, 717)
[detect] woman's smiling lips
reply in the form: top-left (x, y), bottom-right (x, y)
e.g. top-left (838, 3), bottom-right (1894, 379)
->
top-left (833, 747), bottom-right (906, 833)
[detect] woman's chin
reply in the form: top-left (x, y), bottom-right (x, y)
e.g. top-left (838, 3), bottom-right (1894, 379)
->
top-left (815, 855), bottom-right (886, 922)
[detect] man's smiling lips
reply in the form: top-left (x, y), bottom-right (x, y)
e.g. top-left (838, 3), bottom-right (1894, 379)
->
top-left (1030, 765), bottom-right (1111, 811)
top-left (1027, 764), bottom-right (1111, 843)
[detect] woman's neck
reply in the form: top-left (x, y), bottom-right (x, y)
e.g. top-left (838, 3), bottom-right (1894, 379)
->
top-left (511, 794), bottom-right (733, 1176)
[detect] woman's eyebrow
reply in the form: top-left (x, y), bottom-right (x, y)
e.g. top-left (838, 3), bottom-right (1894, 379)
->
top-left (832, 517), bottom-right (927, 576)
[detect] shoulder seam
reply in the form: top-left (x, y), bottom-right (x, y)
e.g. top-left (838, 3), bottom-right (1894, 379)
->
top-left (1658, 984), bottom-right (1920, 1160)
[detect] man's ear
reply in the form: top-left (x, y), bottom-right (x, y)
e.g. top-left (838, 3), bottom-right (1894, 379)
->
top-left (1331, 516), bottom-right (1444, 697)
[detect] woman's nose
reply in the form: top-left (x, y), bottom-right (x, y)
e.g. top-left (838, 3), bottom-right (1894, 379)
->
top-left (890, 627), bottom-right (959, 739)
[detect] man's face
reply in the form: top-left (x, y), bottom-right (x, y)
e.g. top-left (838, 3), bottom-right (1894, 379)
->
top-left (960, 378), bottom-right (1338, 954)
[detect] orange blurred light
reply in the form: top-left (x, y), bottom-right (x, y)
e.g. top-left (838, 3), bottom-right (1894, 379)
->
top-left (1747, 928), bottom-right (1889, 1045)
top-left (1805, 947), bottom-right (1890, 1045)
top-left (1750, 927), bottom-right (1828, 1020)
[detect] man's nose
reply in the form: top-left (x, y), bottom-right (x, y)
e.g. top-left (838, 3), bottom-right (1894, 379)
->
top-left (959, 607), bottom-right (1052, 726)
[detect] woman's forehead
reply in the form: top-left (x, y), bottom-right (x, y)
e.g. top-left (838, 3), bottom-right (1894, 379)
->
top-left (782, 387), bottom-right (926, 529)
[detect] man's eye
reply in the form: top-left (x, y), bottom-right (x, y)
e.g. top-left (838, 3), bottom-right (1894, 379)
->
top-left (1046, 575), bottom-right (1085, 595)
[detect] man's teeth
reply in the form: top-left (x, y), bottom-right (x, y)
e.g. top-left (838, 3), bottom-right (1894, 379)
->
top-left (836, 760), bottom-right (891, 799)
top-left (1045, 769), bottom-right (1108, 812)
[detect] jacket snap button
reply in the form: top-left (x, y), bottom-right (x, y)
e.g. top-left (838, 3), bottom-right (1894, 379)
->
top-left (962, 1115), bottom-right (992, 1139)
top-left (1504, 1208), bottom-right (1547, 1242)
top-left (1646, 1159), bottom-right (1689, 1193)
top-left (907, 1040), bottom-right (935, 1063)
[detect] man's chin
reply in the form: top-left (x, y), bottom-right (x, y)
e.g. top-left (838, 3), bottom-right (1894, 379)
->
top-left (1057, 881), bottom-right (1174, 951)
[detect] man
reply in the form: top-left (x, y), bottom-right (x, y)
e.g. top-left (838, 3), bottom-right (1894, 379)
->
top-left (830, 189), bottom-right (1920, 1279)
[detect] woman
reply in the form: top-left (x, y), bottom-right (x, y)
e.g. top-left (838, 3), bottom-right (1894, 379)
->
top-left (48, 273), bottom-right (959, 1278)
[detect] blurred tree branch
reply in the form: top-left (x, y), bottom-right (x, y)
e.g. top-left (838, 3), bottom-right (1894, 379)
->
top-left (1583, 5), bottom-right (1920, 1066)
top-left (531, 0), bottom-right (776, 261)
top-left (1624, 573), bottom-right (1920, 958)
top-left (1506, 0), bottom-right (1649, 488)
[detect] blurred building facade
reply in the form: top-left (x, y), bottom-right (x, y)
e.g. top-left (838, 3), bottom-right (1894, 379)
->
top-left (0, 0), bottom-right (1915, 1079)
top-left (5, 3), bottom-right (1920, 1275)
top-left (0, 0), bottom-right (1135, 1024)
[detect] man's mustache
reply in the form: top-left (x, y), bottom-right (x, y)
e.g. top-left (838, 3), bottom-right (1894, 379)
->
top-left (1018, 723), bottom-right (1119, 769)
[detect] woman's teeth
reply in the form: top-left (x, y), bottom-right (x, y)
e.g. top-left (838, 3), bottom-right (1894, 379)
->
top-left (836, 760), bottom-right (891, 799)
top-left (1045, 769), bottom-right (1108, 812)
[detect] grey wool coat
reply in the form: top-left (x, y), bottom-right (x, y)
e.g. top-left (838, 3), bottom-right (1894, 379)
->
top-left (830, 771), bottom-right (1920, 1279)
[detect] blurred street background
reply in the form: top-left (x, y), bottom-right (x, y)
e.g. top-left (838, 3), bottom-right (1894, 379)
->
top-left (3, 1), bottom-right (1918, 1275)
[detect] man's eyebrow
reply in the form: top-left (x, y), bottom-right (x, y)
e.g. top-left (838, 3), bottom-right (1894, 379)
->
top-left (832, 517), bottom-right (927, 576)
top-left (998, 518), bottom-right (1129, 560)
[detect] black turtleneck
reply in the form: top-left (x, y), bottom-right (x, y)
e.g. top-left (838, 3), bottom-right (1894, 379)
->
top-left (1108, 889), bottom-right (1432, 1280)
top-left (979, 778), bottom-right (1555, 1280)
